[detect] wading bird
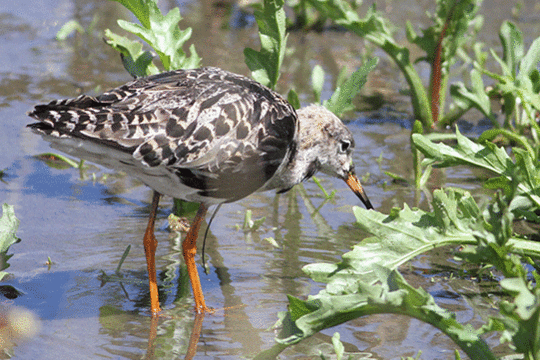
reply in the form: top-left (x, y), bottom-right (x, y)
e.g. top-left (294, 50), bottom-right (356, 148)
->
top-left (28, 67), bottom-right (373, 315)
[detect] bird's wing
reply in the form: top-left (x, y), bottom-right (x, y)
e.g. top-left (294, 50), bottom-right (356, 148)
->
top-left (28, 67), bottom-right (298, 202)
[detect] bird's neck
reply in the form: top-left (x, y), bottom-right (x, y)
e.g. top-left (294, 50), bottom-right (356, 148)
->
top-left (263, 131), bottom-right (322, 193)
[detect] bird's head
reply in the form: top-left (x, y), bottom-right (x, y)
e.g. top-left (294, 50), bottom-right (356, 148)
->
top-left (296, 105), bottom-right (373, 209)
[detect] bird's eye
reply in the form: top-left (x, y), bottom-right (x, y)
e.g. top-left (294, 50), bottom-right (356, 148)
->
top-left (339, 140), bottom-right (351, 153)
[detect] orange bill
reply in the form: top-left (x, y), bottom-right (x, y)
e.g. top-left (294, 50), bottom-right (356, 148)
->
top-left (344, 172), bottom-right (373, 209)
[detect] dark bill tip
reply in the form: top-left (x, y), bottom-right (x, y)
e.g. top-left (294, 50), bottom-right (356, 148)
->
top-left (344, 172), bottom-right (373, 209)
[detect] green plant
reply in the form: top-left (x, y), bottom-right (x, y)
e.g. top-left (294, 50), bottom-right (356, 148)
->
top-left (238, 1), bottom-right (540, 358)
top-left (56, 15), bottom-right (100, 41)
top-left (104, 0), bottom-right (201, 76)
top-left (56, 20), bottom-right (85, 40)
top-left (0, 204), bottom-right (21, 281)
top-left (34, 153), bottom-right (85, 170)
top-left (265, 183), bottom-right (540, 358)
top-left (0, 169), bottom-right (7, 184)
top-left (304, 0), bottom-right (483, 128)
top-left (286, 0), bottom-right (326, 31)
top-left (244, 0), bottom-right (288, 90)
top-left (311, 58), bottom-right (378, 117)
top-left (241, 210), bottom-right (266, 232)
top-left (263, 108), bottom-right (540, 357)
top-left (412, 128), bottom-right (540, 213)
top-left (453, 21), bottom-right (540, 147)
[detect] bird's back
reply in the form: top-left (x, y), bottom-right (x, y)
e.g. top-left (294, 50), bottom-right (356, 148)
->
top-left (28, 67), bottom-right (298, 203)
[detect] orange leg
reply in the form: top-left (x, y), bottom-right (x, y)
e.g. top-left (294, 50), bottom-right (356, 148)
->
top-left (143, 191), bottom-right (162, 316)
top-left (183, 203), bottom-right (209, 313)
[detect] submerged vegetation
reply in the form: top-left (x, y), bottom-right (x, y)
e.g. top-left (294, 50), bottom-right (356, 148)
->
top-left (39, 0), bottom-right (540, 358)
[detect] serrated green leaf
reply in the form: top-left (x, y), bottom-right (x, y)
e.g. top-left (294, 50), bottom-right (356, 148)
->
top-left (305, 186), bottom-right (540, 292)
top-left (498, 277), bottom-right (540, 357)
top-left (483, 176), bottom-right (512, 192)
top-left (412, 128), bottom-right (540, 208)
top-left (107, 0), bottom-right (200, 73)
top-left (104, 29), bottom-right (159, 77)
top-left (449, 69), bottom-right (491, 117)
top-left (286, 295), bottom-right (319, 321)
top-left (414, 128), bottom-right (508, 172)
top-left (279, 269), bottom-right (496, 359)
top-left (305, 189), bottom-right (482, 287)
top-left (244, 0), bottom-right (287, 89)
top-left (499, 21), bottom-right (524, 78)
top-left (323, 58), bottom-right (378, 116)
top-left (0, 204), bottom-right (21, 275)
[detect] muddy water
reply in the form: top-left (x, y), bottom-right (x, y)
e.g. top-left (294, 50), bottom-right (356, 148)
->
top-left (1, 0), bottom-right (539, 359)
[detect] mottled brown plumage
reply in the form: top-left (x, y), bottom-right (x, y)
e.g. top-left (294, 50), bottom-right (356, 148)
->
top-left (29, 67), bottom-right (298, 203)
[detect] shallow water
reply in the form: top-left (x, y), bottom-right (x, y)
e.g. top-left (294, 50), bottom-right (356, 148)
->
top-left (1, 0), bottom-right (539, 359)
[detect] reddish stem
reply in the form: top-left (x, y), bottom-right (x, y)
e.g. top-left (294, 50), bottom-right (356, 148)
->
top-left (430, 5), bottom-right (456, 125)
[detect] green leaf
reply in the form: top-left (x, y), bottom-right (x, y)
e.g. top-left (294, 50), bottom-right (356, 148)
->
top-left (323, 58), bottom-right (378, 116)
top-left (279, 269), bottom-right (496, 359)
top-left (499, 21), bottom-right (524, 78)
top-left (106, 0), bottom-right (200, 73)
top-left (331, 333), bottom-right (345, 360)
top-left (412, 128), bottom-right (540, 208)
top-left (244, 48), bottom-right (271, 86)
top-left (244, 0), bottom-right (288, 89)
top-left (304, 189), bottom-right (478, 287)
top-left (287, 294), bottom-right (319, 321)
top-left (478, 128), bottom-right (535, 160)
top-left (56, 20), bottom-right (84, 41)
top-left (287, 89), bottom-right (301, 110)
top-left (450, 69), bottom-right (492, 118)
top-left (0, 204), bottom-right (21, 280)
top-left (305, 186), bottom-right (540, 289)
top-left (311, 65), bottom-right (325, 104)
top-left (104, 29), bottom-right (159, 77)
top-left (111, 0), bottom-right (152, 28)
top-left (517, 33), bottom-right (540, 80)
top-left (497, 277), bottom-right (540, 358)
top-left (242, 210), bottom-right (266, 232)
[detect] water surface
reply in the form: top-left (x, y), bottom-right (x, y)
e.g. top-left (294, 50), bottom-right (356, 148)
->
top-left (1, 0), bottom-right (538, 358)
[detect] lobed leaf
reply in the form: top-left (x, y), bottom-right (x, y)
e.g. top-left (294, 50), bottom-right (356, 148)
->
top-left (104, 29), bottom-right (159, 77)
top-left (105, 0), bottom-right (200, 74)
top-left (450, 69), bottom-right (492, 118)
top-left (278, 269), bottom-right (496, 359)
top-left (291, 186), bottom-right (540, 354)
top-left (244, 0), bottom-right (288, 89)
top-left (499, 21), bottom-right (524, 78)
top-left (496, 277), bottom-right (540, 358)
top-left (412, 128), bottom-right (540, 208)
top-left (323, 58), bottom-right (378, 117)
top-left (0, 204), bottom-right (21, 280)
top-left (304, 189), bottom-right (487, 288)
